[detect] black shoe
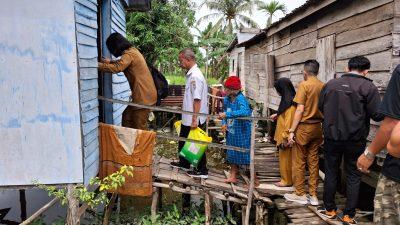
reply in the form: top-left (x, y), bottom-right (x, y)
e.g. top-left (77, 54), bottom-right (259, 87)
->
top-left (170, 161), bottom-right (190, 171)
top-left (187, 170), bottom-right (208, 179)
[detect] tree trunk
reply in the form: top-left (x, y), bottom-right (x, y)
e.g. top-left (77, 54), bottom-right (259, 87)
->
top-left (66, 185), bottom-right (80, 225)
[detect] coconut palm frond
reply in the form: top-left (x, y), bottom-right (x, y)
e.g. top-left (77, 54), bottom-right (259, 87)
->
top-left (208, 17), bottom-right (225, 36)
top-left (197, 13), bottom-right (222, 25)
top-left (258, 0), bottom-right (287, 26)
top-left (236, 14), bottom-right (259, 28)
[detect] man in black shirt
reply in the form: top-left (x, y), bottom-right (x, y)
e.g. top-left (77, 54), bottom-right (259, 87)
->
top-left (357, 64), bottom-right (400, 224)
top-left (318, 56), bottom-right (383, 225)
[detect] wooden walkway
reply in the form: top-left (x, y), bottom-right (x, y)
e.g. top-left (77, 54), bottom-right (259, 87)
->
top-left (151, 141), bottom-right (374, 224)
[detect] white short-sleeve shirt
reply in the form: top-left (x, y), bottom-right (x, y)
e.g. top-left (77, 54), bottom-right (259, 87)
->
top-left (182, 64), bottom-right (209, 126)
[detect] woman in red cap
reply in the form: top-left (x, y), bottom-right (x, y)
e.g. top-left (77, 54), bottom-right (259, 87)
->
top-left (219, 76), bottom-right (259, 185)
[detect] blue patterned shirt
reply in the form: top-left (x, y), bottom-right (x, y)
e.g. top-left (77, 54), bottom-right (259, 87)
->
top-left (222, 92), bottom-right (252, 164)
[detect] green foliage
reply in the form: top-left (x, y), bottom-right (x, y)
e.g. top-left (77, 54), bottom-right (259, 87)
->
top-left (31, 217), bottom-right (64, 225)
top-left (197, 0), bottom-right (261, 34)
top-left (165, 73), bottom-right (220, 85)
top-left (195, 22), bottom-right (234, 79)
top-left (138, 204), bottom-right (236, 225)
top-left (126, 0), bottom-right (197, 73)
top-left (35, 166), bottom-right (133, 209)
top-left (257, 0), bottom-right (287, 26)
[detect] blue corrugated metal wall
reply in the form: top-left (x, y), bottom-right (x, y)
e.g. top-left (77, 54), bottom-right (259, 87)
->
top-left (74, 0), bottom-right (100, 185)
top-left (111, 0), bottom-right (130, 125)
top-left (74, 0), bottom-right (129, 184)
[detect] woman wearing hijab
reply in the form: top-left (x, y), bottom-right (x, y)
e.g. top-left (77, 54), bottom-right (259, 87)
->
top-left (98, 33), bottom-right (157, 130)
top-left (270, 78), bottom-right (297, 187)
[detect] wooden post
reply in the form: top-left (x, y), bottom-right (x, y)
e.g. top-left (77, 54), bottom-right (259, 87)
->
top-left (115, 196), bottom-right (121, 224)
top-left (102, 193), bottom-right (117, 225)
top-left (151, 187), bottom-right (160, 220)
top-left (255, 201), bottom-right (264, 225)
top-left (66, 184), bottom-right (80, 225)
top-left (205, 192), bottom-right (212, 225)
top-left (20, 198), bottom-right (58, 225)
top-left (316, 35), bottom-right (336, 83)
top-left (245, 120), bottom-right (256, 225)
top-left (19, 189), bottom-right (27, 221)
top-left (242, 205), bottom-right (247, 225)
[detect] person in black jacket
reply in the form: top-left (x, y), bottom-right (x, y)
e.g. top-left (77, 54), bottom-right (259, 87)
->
top-left (317, 56), bottom-right (384, 225)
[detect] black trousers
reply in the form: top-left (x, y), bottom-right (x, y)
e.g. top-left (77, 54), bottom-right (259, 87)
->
top-left (178, 123), bottom-right (208, 173)
top-left (323, 139), bottom-right (366, 217)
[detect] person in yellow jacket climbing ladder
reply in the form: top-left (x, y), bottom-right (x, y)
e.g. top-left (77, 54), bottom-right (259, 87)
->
top-left (270, 78), bottom-right (296, 188)
top-left (98, 33), bottom-right (157, 130)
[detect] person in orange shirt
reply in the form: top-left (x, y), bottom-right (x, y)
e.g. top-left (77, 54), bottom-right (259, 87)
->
top-left (270, 78), bottom-right (296, 187)
top-left (284, 60), bottom-right (324, 206)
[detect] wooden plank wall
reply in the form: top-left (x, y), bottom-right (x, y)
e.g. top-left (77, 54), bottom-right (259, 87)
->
top-left (75, 0), bottom-right (128, 184)
top-left (74, 0), bottom-right (100, 185)
top-left (239, 0), bottom-right (395, 122)
top-left (111, 0), bottom-right (130, 126)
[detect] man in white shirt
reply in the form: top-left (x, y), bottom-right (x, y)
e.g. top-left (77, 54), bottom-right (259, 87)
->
top-left (170, 48), bottom-right (209, 178)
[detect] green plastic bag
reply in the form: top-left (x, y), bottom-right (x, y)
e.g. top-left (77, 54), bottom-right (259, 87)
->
top-left (174, 121), bottom-right (212, 167)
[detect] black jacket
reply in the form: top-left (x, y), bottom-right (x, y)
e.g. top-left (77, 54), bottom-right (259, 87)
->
top-left (318, 73), bottom-right (384, 142)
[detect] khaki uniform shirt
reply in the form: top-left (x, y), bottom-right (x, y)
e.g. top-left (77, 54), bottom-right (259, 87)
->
top-left (274, 105), bottom-right (296, 146)
top-left (293, 76), bottom-right (324, 123)
top-left (99, 47), bottom-right (157, 106)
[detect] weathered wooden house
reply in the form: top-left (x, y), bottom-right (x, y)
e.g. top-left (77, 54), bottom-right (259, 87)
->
top-left (228, 0), bottom-right (396, 132)
top-left (228, 0), bottom-right (398, 185)
top-left (0, 0), bottom-right (143, 188)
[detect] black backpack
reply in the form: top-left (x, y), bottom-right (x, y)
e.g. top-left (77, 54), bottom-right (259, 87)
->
top-left (149, 65), bottom-right (169, 106)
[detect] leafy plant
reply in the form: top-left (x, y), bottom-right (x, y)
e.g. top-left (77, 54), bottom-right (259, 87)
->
top-left (126, 0), bottom-right (198, 73)
top-left (257, 0), bottom-right (287, 27)
top-left (197, 0), bottom-right (261, 34)
top-left (34, 165), bottom-right (133, 217)
top-left (30, 217), bottom-right (65, 225)
top-left (137, 203), bottom-right (236, 225)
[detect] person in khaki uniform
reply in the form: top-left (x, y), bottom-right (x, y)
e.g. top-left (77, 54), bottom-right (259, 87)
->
top-left (98, 33), bottom-right (157, 130)
top-left (284, 60), bottom-right (324, 205)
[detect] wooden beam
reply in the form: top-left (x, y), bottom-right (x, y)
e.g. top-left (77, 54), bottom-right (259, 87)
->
top-left (316, 34), bottom-right (336, 83)
top-left (20, 198), bottom-right (58, 225)
top-left (393, 0), bottom-right (400, 56)
top-left (102, 193), bottom-right (117, 225)
top-left (255, 201), bottom-right (265, 225)
top-left (151, 187), bottom-right (160, 220)
top-left (205, 193), bottom-right (212, 225)
top-left (245, 120), bottom-right (256, 225)
top-left (67, 185), bottom-right (80, 225)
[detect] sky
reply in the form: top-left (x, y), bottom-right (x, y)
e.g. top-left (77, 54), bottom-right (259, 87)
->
top-left (192, 0), bottom-right (307, 32)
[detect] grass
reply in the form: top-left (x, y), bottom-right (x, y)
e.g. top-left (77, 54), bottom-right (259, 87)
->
top-left (165, 74), bottom-right (220, 85)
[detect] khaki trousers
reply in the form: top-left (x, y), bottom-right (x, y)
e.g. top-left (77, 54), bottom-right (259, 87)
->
top-left (292, 123), bottom-right (323, 196)
top-left (122, 106), bottom-right (150, 130)
top-left (279, 147), bottom-right (293, 186)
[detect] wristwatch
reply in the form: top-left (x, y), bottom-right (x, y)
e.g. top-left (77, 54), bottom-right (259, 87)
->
top-left (364, 147), bottom-right (375, 160)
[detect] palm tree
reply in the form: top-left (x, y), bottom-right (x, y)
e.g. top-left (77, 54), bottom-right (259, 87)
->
top-left (257, 0), bottom-right (286, 27)
top-left (197, 0), bottom-right (260, 34)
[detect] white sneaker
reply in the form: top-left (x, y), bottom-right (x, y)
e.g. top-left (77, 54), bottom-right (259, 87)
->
top-left (284, 193), bottom-right (308, 205)
top-left (309, 195), bottom-right (319, 206)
